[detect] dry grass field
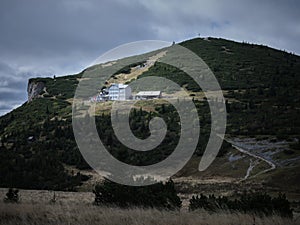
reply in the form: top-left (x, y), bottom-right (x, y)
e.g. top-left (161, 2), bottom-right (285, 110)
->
top-left (0, 202), bottom-right (298, 225)
top-left (0, 189), bottom-right (299, 225)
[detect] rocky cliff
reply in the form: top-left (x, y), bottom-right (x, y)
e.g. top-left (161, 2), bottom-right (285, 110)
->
top-left (27, 80), bottom-right (45, 102)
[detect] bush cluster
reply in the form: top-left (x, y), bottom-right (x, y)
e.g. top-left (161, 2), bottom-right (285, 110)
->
top-left (189, 192), bottom-right (293, 218)
top-left (93, 178), bottom-right (181, 210)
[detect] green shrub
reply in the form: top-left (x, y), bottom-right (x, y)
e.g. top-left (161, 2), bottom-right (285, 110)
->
top-left (93, 178), bottom-right (181, 210)
top-left (189, 192), bottom-right (293, 218)
top-left (4, 188), bottom-right (19, 203)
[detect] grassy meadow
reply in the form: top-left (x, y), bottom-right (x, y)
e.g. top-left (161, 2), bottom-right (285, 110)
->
top-left (0, 202), bottom-right (298, 225)
top-left (0, 188), bottom-right (299, 225)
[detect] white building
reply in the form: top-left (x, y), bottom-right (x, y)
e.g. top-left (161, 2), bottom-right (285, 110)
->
top-left (135, 91), bottom-right (162, 100)
top-left (108, 83), bottom-right (132, 100)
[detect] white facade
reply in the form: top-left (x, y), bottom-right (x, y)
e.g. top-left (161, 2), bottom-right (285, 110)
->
top-left (108, 83), bottom-right (132, 100)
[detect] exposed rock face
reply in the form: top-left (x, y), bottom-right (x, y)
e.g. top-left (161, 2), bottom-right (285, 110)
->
top-left (27, 80), bottom-right (45, 102)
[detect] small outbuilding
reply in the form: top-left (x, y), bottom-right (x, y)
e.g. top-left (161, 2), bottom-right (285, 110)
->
top-left (135, 91), bottom-right (162, 100)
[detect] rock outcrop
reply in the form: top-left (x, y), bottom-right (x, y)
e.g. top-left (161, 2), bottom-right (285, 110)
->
top-left (27, 80), bottom-right (45, 102)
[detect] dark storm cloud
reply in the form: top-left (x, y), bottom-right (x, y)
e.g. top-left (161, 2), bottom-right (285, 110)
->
top-left (0, 0), bottom-right (154, 69)
top-left (0, 0), bottom-right (156, 115)
top-left (0, 0), bottom-right (299, 115)
top-left (0, 61), bottom-right (29, 115)
top-left (136, 0), bottom-right (300, 53)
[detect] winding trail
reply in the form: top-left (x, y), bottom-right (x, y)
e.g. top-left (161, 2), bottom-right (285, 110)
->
top-left (243, 159), bottom-right (258, 180)
top-left (225, 139), bottom-right (276, 179)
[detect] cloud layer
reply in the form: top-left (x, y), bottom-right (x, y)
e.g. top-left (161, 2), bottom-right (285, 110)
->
top-left (0, 0), bottom-right (299, 115)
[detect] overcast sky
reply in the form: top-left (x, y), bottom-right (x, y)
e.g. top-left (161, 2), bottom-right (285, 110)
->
top-left (0, 0), bottom-right (299, 115)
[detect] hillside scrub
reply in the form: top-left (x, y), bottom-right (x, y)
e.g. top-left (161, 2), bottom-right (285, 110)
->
top-left (93, 179), bottom-right (182, 210)
top-left (189, 192), bottom-right (293, 218)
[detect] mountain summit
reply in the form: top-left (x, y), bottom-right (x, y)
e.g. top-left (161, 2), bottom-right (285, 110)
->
top-left (0, 37), bottom-right (299, 196)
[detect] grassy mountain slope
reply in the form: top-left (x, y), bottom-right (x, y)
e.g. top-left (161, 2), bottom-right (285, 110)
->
top-left (0, 37), bottom-right (299, 192)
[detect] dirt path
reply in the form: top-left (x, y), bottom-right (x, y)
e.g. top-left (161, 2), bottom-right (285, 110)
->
top-left (243, 159), bottom-right (259, 180)
top-left (225, 139), bottom-right (276, 179)
top-left (107, 50), bottom-right (167, 86)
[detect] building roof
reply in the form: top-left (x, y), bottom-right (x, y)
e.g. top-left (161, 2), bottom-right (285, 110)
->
top-left (136, 91), bottom-right (161, 96)
top-left (109, 83), bottom-right (129, 89)
top-left (118, 84), bottom-right (129, 88)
